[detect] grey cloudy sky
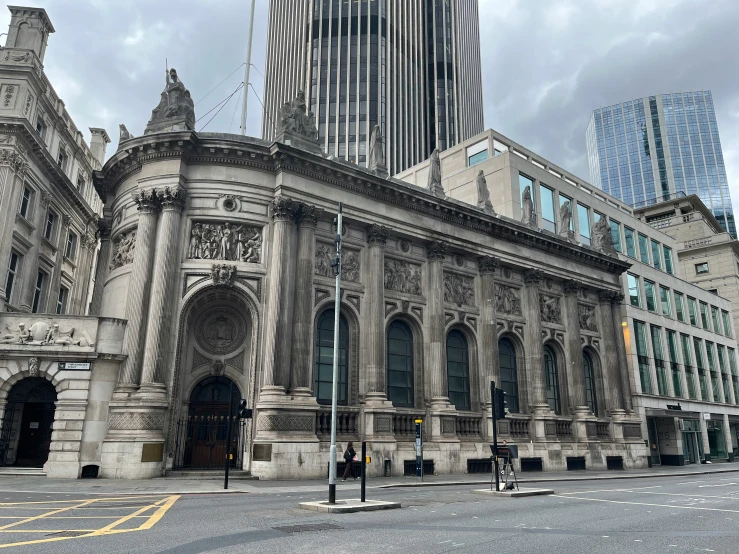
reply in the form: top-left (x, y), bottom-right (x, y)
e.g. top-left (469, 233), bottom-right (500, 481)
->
top-left (9, 0), bottom-right (738, 214)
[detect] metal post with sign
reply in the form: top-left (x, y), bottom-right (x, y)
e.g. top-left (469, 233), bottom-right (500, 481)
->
top-left (224, 379), bottom-right (235, 490)
top-left (415, 419), bottom-right (423, 481)
top-left (328, 203), bottom-right (343, 505)
top-left (491, 381), bottom-right (498, 492)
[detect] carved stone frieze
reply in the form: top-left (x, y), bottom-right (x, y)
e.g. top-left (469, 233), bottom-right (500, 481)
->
top-left (578, 304), bottom-right (598, 333)
top-left (443, 272), bottom-right (474, 307)
top-left (109, 412), bottom-right (165, 430)
top-left (494, 284), bottom-right (522, 316)
top-left (315, 244), bottom-right (360, 282)
top-left (539, 294), bottom-right (562, 324)
top-left (194, 306), bottom-right (247, 355)
top-left (109, 231), bottom-right (136, 270)
top-left (0, 148), bottom-right (28, 176)
top-left (384, 259), bottom-right (422, 295)
top-left (1, 321), bottom-right (94, 347)
top-left (211, 264), bottom-right (237, 286)
top-left (257, 414), bottom-right (314, 432)
top-left (187, 222), bottom-right (262, 263)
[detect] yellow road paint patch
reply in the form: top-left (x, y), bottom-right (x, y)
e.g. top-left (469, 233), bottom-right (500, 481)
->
top-left (0, 495), bottom-right (180, 549)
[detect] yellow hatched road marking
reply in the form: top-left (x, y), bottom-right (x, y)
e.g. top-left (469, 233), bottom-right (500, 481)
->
top-left (0, 499), bottom-right (97, 531)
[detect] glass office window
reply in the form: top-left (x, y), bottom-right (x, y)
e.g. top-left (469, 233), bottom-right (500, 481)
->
top-left (578, 203), bottom-right (590, 245)
top-left (624, 226), bottom-right (636, 258)
top-left (674, 292), bottom-right (685, 322)
top-left (659, 286), bottom-right (672, 317)
top-left (651, 325), bottom-right (668, 395)
top-left (722, 310), bottom-right (732, 338)
top-left (694, 338), bottom-right (709, 400)
top-left (711, 306), bottom-right (722, 335)
top-left (56, 286), bottom-right (68, 315)
top-left (634, 320), bottom-right (651, 394)
top-left (638, 233), bottom-right (650, 264)
top-left (627, 274), bottom-right (642, 308)
top-left (695, 262), bottom-right (709, 275)
top-left (4, 251), bottom-right (20, 304)
top-left (468, 150), bottom-right (488, 167)
top-left (610, 219), bottom-right (622, 252)
top-left (700, 302), bottom-right (710, 330)
top-left (644, 280), bottom-right (657, 312)
top-left (651, 239), bottom-right (662, 270)
top-left (687, 297), bottom-right (698, 326)
top-left (18, 187), bottom-right (32, 218)
top-left (667, 330), bottom-right (681, 397)
top-left (540, 185), bottom-right (556, 233)
top-left (729, 348), bottom-right (738, 377)
top-left (663, 246), bottom-right (674, 275)
top-left (682, 333), bottom-right (697, 399)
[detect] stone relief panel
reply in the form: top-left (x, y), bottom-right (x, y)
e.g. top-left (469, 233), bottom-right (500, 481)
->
top-left (315, 244), bottom-right (361, 282)
top-left (443, 272), bottom-right (475, 307)
top-left (384, 259), bottom-right (422, 295)
top-left (494, 284), bottom-right (522, 316)
top-left (109, 231), bottom-right (136, 270)
top-left (194, 306), bottom-right (248, 355)
top-left (578, 304), bottom-right (598, 333)
top-left (0, 321), bottom-right (94, 347)
top-left (187, 222), bottom-right (262, 263)
top-left (540, 294), bottom-right (562, 325)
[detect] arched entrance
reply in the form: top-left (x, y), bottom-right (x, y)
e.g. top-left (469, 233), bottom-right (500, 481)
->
top-left (175, 376), bottom-right (242, 470)
top-left (0, 378), bottom-right (57, 467)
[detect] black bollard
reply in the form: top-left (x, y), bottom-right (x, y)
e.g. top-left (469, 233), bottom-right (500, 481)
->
top-left (361, 441), bottom-right (366, 502)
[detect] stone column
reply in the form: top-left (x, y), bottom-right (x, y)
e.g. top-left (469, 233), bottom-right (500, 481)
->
top-left (522, 269), bottom-right (547, 411)
top-left (259, 196), bottom-right (299, 399)
top-left (89, 218), bottom-right (112, 316)
top-left (563, 281), bottom-right (588, 413)
top-left (610, 294), bottom-right (633, 412)
top-left (699, 415), bottom-right (711, 461)
top-left (0, 148), bottom-right (28, 309)
top-left (723, 413), bottom-right (734, 461)
top-left (71, 229), bottom-right (97, 315)
top-left (289, 203), bottom-right (323, 396)
top-left (427, 241), bottom-right (450, 408)
top-left (597, 291), bottom-right (625, 414)
top-left (114, 189), bottom-right (159, 398)
top-left (478, 256), bottom-right (498, 440)
top-left (364, 223), bottom-right (390, 404)
top-left (138, 187), bottom-right (187, 401)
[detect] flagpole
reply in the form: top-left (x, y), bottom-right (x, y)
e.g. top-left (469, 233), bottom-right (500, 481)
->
top-left (240, 0), bottom-right (256, 135)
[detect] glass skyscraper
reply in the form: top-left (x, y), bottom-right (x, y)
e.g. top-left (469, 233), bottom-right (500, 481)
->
top-left (586, 91), bottom-right (735, 237)
top-left (262, 0), bottom-right (484, 175)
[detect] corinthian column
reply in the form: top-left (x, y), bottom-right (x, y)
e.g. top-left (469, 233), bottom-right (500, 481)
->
top-left (427, 241), bottom-right (449, 407)
top-left (478, 256), bottom-right (498, 410)
top-left (260, 196), bottom-right (299, 399)
top-left (563, 281), bottom-right (588, 414)
top-left (290, 203), bottom-right (323, 396)
top-left (522, 269), bottom-right (548, 412)
top-left (89, 219), bottom-right (112, 316)
top-left (365, 223), bottom-right (390, 404)
top-left (0, 147), bottom-right (28, 309)
top-left (114, 189), bottom-right (159, 397)
top-left (597, 290), bottom-right (625, 414)
top-left (138, 187), bottom-right (187, 401)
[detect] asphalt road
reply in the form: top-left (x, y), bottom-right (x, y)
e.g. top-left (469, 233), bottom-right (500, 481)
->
top-left (2, 472), bottom-right (739, 553)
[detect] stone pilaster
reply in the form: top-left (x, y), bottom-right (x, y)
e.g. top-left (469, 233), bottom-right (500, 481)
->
top-left (723, 413), bottom-right (734, 461)
top-left (47, 214), bottom-right (71, 314)
top-left (597, 290), bottom-right (625, 415)
top-left (114, 189), bottom-right (159, 397)
top-left (259, 196), bottom-right (299, 399)
top-left (478, 256), bottom-right (498, 440)
top-left (0, 147), bottom-right (28, 309)
top-left (289, 203), bottom-right (323, 396)
top-left (364, 223), bottom-right (390, 404)
top-left (610, 293), bottom-right (633, 412)
top-left (427, 241), bottom-right (449, 407)
top-left (522, 269), bottom-right (547, 411)
top-left (138, 186), bottom-right (187, 401)
top-left (89, 218), bottom-right (111, 316)
top-left (563, 281), bottom-right (591, 441)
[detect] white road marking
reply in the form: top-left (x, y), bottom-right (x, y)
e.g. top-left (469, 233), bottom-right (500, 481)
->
top-left (699, 483), bottom-right (737, 488)
top-left (554, 495), bottom-right (739, 513)
top-left (676, 481), bottom-right (704, 485)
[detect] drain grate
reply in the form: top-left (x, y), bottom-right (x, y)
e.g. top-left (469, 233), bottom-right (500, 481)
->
top-left (273, 523), bottom-right (343, 534)
top-left (45, 531), bottom-right (90, 538)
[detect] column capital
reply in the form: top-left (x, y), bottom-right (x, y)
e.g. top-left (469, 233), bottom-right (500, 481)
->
top-left (563, 280), bottom-right (581, 295)
top-left (366, 223), bottom-right (391, 247)
top-left (97, 218), bottom-right (112, 240)
top-left (159, 186), bottom-right (187, 212)
top-left (522, 268), bottom-right (541, 285)
top-left (477, 256), bottom-right (498, 275)
top-left (426, 240), bottom-right (447, 262)
top-left (297, 203), bottom-right (323, 228)
top-left (132, 188), bottom-right (159, 214)
top-left (598, 290), bottom-right (621, 304)
top-left (271, 195), bottom-right (299, 222)
top-left (611, 292), bottom-right (625, 305)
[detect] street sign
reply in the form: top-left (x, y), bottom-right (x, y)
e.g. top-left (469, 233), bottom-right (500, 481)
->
top-left (58, 362), bottom-right (91, 370)
top-left (703, 413), bottom-right (711, 420)
top-left (365, 456), bottom-right (371, 464)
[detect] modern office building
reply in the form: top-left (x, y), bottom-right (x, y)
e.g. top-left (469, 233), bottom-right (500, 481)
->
top-left (586, 91), bottom-right (736, 238)
top-left (262, 0), bottom-right (485, 174)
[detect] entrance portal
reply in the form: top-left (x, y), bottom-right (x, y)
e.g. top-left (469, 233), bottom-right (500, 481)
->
top-left (173, 376), bottom-right (243, 470)
top-left (0, 378), bottom-right (57, 467)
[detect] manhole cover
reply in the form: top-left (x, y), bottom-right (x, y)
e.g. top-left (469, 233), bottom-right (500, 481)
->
top-left (45, 531), bottom-right (90, 538)
top-left (273, 523), bottom-right (343, 534)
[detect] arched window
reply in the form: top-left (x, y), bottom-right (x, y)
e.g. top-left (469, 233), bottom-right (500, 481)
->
top-left (544, 345), bottom-right (561, 414)
top-left (446, 330), bottom-right (470, 411)
top-left (387, 320), bottom-right (414, 407)
top-left (315, 310), bottom-right (349, 405)
top-left (498, 338), bottom-right (519, 413)
top-left (583, 352), bottom-right (598, 415)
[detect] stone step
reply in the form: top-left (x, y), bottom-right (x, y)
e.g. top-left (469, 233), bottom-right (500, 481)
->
top-left (0, 467), bottom-right (46, 476)
top-left (163, 470), bottom-right (257, 480)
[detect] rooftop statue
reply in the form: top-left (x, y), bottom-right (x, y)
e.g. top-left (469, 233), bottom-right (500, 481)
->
top-left (368, 124), bottom-right (387, 176)
top-left (521, 185), bottom-right (536, 227)
top-left (275, 90), bottom-right (321, 154)
top-left (144, 68), bottom-right (195, 135)
top-left (476, 170), bottom-right (495, 215)
top-left (592, 216), bottom-right (616, 255)
top-left (558, 200), bottom-right (574, 241)
top-left (427, 149), bottom-right (445, 198)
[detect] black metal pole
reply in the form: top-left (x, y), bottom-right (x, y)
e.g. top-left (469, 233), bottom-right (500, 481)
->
top-left (361, 441), bottom-right (366, 502)
top-left (491, 380), bottom-right (499, 493)
top-left (224, 379), bottom-right (235, 490)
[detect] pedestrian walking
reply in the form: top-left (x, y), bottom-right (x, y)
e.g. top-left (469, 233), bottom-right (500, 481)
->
top-left (342, 442), bottom-right (357, 481)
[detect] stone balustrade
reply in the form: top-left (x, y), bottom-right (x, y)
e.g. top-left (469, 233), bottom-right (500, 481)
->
top-left (315, 409), bottom-right (359, 439)
top-left (455, 415), bottom-right (483, 438)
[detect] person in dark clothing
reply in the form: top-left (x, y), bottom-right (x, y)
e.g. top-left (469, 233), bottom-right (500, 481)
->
top-left (342, 442), bottom-right (356, 481)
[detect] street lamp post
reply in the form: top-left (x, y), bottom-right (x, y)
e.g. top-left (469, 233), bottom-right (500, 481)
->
top-left (328, 203), bottom-right (343, 504)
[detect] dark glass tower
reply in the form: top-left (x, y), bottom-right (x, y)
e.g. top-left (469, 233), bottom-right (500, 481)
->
top-left (262, 0), bottom-right (484, 175)
top-left (587, 91), bottom-right (735, 237)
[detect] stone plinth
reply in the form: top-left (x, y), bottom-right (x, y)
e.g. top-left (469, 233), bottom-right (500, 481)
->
top-left (299, 499), bottom-right (401, 513)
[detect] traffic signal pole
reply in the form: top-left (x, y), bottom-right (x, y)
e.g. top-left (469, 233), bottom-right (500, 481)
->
top-left (491, 380), bottom-right (499, 493)
top-left (224, 379), bottom-right (235, 490)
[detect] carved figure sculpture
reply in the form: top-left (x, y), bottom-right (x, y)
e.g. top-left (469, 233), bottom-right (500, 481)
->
top-left (592, 217), bottom-right (616, 255)
top-left (476, 170), bottom-right (494, 215)
top-left (28, 357), bottom-right (39, 377)
top-left (110, 231), bottom-right (136, 270)
top-left (277, 90), bottom-right (318, 138)
top-left (145, 67), bottom-right (195, 133)
top-left (368, 124), bottom-right (385, 173)
top-left (46, 324), bottom-right (78, 346)
top-left (384, 260), bottom-right (422, 295)
top-left (119, 124), bottom-right (133, 141)
top-left (494, 285), bottom-right (522, 316)
top-left (211, 264), bottom-right (236, 286)
top-left (521, 185), bottom-right (536, 227)
top-left (558, 200), bottom-right (572, 238)
top-left (315, 245), bottom-right (360, 282)
top-left (427, 149), bottom-right (444, 197)
top-left (187, 222), bottom-right (261, 263)
top-left (579, 305), bottom-right (598, 332)
top-left (539, 295), bottom-right (562, 324)
top-left (444, 273), bottom-right (475, 306)
top-left (341, 252), bottom-right (360, 282)
top-left (0, 322), bottom-right (26, 344)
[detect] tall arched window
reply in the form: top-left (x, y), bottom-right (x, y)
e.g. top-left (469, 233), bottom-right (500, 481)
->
top-left (544, 345), bottom-right (561, 414)
top-left (583, 351), bottom-right (598, 415)
top-left (315, 310), bottom-right (349, 405)
top-left (498, 338), bottom-right (519, 413)
top-left (446, 330), bottom-right (470, 411)
top-left (387, 320), bottom-right (414, 407)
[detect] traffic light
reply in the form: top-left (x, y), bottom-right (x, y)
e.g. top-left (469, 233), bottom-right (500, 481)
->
top-left (238, 399), bottom-right (252, 419)
top-left (494, 388), bottom-right (507, 420)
